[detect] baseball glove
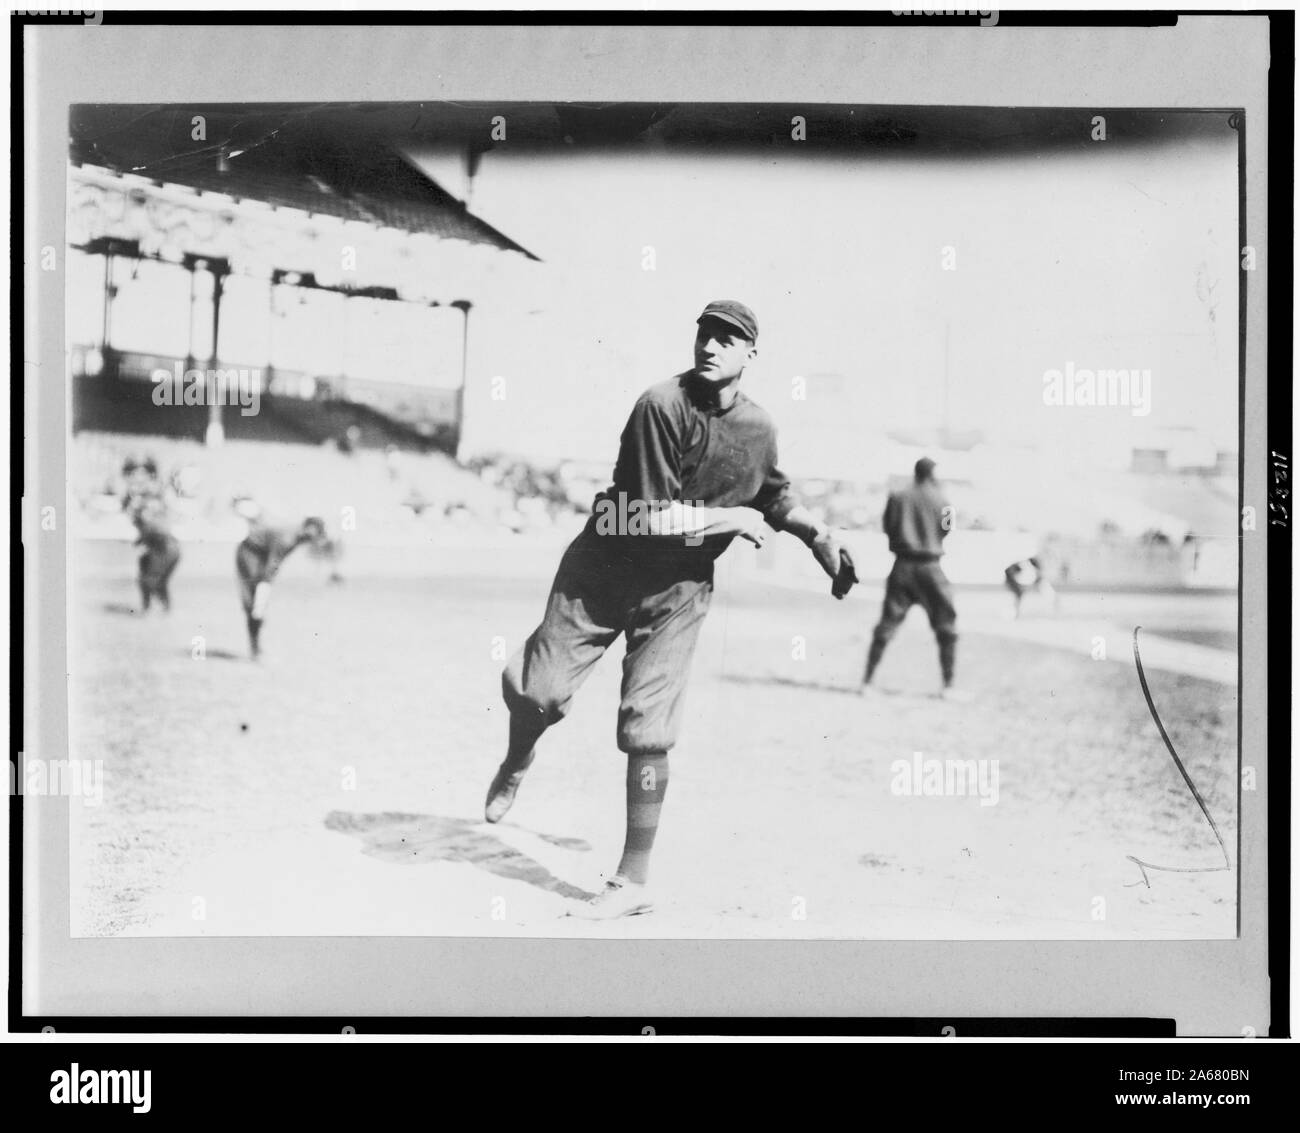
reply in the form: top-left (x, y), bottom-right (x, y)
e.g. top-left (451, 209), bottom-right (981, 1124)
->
top-left (831, 546), bottom-right (859, 600)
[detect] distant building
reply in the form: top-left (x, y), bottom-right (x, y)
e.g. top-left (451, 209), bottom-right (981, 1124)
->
top-left (1129, 428), bottom-right (1226, 475)
top-left (1131, 448), bottom-right (1169, 475)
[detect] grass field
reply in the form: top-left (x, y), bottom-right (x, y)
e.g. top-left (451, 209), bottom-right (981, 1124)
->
top-left (67, 537), bottom-right (1239, 939)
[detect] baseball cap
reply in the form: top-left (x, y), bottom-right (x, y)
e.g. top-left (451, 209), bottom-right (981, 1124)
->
top-left (697, 300), bottom-right (758, 343)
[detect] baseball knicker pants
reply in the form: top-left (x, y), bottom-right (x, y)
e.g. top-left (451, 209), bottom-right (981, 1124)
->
top-left (868, 556), bottom-right (958, 682)
top-left (502, 527), bottom-right (714, 756)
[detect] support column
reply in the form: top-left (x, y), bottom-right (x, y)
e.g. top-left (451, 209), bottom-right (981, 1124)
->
top-left (205, 260), bottom-right (230, 446)
top-left (101, 252), bottom-right (117, 377)
top-left (451, 299), bottom-right (472, 461)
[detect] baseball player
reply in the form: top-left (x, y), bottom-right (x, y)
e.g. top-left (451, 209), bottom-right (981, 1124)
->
top-left (483, 301), bottom-right (858, 920)
top-left (861, 457), bottom-right (969, 700)
top-left (128, 495), bottom-right (181, 613)
top-left (235, 516), bottom-right (327, 658)
top-left (1003, 554), bottom-right (1056, 618)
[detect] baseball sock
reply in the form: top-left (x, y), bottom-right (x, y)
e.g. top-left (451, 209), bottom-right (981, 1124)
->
top-left (615, 752), bottom-right (669, 885)
top-left (864, 637), bottom-right (887, 682)
top-left (504, 710), bottom-right (546, 771)
top-left (484, 711), bottom-right (548, 823)
top-left (939, 637), bottom-right (956, 686)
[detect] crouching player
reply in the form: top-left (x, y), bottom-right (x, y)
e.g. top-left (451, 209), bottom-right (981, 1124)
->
top-left (236, 516), bottom-right (327, 658)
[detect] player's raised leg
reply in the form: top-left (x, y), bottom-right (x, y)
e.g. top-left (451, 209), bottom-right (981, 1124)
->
top-left (484, 707), bottom-right (548, 824)
top-left (488, 533), bottom-right (622, 823)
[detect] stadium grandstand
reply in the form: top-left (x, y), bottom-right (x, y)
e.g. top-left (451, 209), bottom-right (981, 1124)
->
top-left (67, 104), bottom-right (568, 546)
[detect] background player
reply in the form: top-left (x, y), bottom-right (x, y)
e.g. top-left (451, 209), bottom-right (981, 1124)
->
top-left (482, 300), bottom-right (858, 920)
top-left (236, 515), bottom-right (327, 658)
top-left (1004, 554), bottom-right (1057, 618)
top-left (128, 495), bottom-right (181, 613)
top-left (861, 457), bottom-right (968, 700)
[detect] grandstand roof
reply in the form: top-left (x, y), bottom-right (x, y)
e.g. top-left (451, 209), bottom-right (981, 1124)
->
top-left (69, 105), bottom-right (540, 260)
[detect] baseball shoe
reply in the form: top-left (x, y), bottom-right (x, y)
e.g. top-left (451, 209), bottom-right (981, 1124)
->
top-left (484, 761), bottom-right (529, 824)
top-left (938, 686), bottom-right (974, 703)
top-left (566, 875), bottom-right (654, 920)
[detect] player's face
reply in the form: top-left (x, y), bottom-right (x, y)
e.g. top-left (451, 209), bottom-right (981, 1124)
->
top-left (694, 318), bottom-right (756, 383)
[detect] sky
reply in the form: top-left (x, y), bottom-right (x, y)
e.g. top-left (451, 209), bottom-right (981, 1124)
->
top-left (420, 127), bottom-right (1240, 477)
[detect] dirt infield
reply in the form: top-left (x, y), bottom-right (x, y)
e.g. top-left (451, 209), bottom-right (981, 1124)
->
top-left (67, 539), bottom-right (1238, 939)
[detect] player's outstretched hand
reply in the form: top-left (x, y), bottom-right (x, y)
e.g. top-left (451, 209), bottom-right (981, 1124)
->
top-left (731, 507), bottom-right (769, 548)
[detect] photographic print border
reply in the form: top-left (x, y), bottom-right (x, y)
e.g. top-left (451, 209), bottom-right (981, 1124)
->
top-left (13, 10), bottom-right (1290, 1037)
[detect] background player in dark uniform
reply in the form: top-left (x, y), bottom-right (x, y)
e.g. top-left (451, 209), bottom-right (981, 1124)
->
top-left (236, 516), bottom-right (327, 658)
top-left (128, 495), bottom-right (181, 613)
top-left (483, 300), bottom-right (858, 919)
top-left (861, 457), bottom-right (968, 700)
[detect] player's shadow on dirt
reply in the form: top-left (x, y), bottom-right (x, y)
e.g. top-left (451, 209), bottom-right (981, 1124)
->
top-left (101, 602), bottom-right (142, 616)
top-left (325, 811), bottom-right (595, 900)
top-left (723, 673), bottom-right (927, 699)
top-left (184, 647), bottom-right (245, 662)
top-left (722, 673), bottom-right (863, 697)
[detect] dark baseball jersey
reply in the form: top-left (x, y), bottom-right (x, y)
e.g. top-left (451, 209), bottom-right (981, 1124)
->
top-left (882, 482), bottom-right (951, 560)
top-left (131, 508), bottom-right (174, 550)
top-left (505, 371), bottom-right (796, 756)
top-left (237, 524), bottom-right (304, 585)
top-left (592, 372), bottom-right (796, 563)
